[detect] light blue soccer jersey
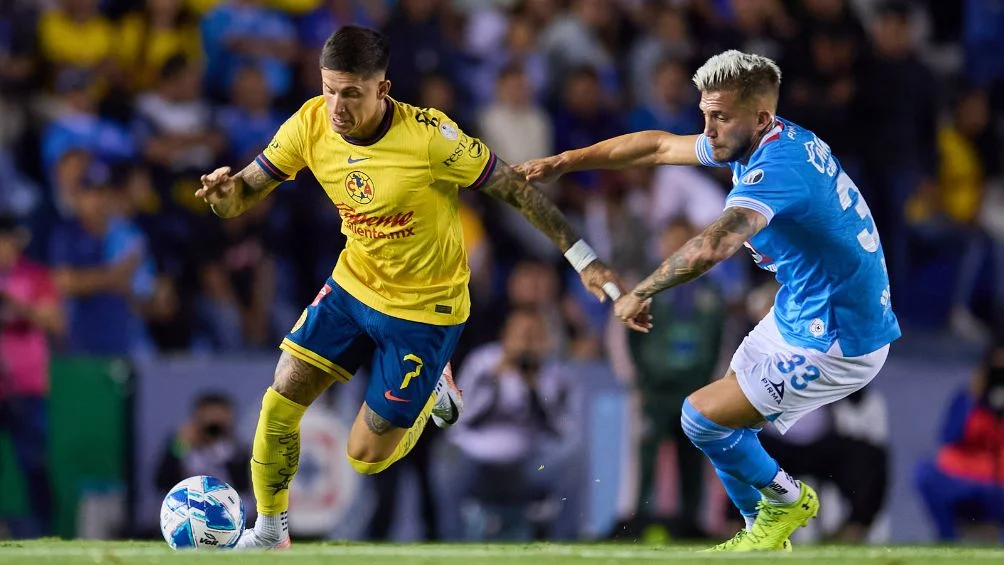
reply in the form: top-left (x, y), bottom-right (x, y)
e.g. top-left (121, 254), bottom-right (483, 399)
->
top-left (696, 118), bottom-right (901, 357)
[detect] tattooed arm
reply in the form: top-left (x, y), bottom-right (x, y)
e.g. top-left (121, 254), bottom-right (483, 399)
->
top-left (195, 161), bottom-right (282, 219)
top-left (613, 207), bottom-right (765, 328)
top-left (635, 207), bottom-right (767, 299)
top-left (480, 159), bottom-right (625, 304)
top-left (480, 159), bottom-right (579, 252)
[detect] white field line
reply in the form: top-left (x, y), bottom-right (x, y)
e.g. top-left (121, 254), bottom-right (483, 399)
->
top-left (0, 545), bottom-right (1001, 560)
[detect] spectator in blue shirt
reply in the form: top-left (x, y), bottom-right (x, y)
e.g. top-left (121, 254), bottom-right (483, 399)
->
top-left (200, 0), bottom-right (298, 99)
top-left (550, 67), bottom-right (621, 190)
top-left (41, 68), bottom-right (135, 184)
top-left (48, 162), bottom-right (156, 356)
top-left (625, 58), bottom-right (702, 135)
top-left (215, 65), bottom-right (285, 165)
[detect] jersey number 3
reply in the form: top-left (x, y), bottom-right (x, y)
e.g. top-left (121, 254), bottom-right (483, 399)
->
top-left (835, 172), bottom-right (879, 253)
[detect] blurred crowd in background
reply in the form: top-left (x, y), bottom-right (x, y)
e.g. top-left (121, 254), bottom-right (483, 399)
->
top-left (1, 0), bottom-right (1004, 546)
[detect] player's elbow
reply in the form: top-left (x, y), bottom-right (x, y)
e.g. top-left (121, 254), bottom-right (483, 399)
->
top-left (652, 131), bottom-right (690, 166)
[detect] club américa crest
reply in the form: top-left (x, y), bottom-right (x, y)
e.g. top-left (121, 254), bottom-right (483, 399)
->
top-left (345, 171), bottom-right (375, 204)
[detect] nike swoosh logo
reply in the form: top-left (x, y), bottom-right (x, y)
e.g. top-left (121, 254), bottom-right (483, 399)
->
top-left (441, 395), bottom-right (459, 425)
top-left (384, 390), bottom-right (411, 403)
top-left (347, 156), bottom-right (370, 164)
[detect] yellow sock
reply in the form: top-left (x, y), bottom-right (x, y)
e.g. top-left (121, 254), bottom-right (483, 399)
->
top-left (251, 388), bottom-right (307, 515)
top-left (347, 393), bottom-right (436, 475)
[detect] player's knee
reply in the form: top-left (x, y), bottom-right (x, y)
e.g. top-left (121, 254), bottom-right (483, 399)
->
top-left (685, 374), bottom-right (763, 429)
top-left (680, 397), bottom-right (733, 446)
top-left (345, 443), bottom-right (392, 475)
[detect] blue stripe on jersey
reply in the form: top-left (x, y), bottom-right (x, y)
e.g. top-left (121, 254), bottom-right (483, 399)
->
top-left (465, 152), bottom-right (497, 190)
top-left (255, 154), bottom-right (289, 181)
top-left (726, 196), bottom-right (775, 223)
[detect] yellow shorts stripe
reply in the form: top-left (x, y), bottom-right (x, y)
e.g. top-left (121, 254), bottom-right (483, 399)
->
top-left (279, 339), bottom-right (353, 382)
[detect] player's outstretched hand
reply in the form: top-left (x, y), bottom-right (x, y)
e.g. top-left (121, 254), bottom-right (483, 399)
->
top-left (613, 292), bottom-right (654, 333)
top-left (195, 166), bottom-right (235, 205)
top-left (514, 155), bottom-right (565, 184)
top-left (578, 260), bottom-right (622, 304)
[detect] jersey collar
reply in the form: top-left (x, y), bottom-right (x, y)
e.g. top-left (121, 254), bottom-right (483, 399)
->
top-left (739, 119), bottom-right (785, 164)
top-left (342, 98), bottom-right (394, 146)
top-left (757, 120), bottom-right (785, 149)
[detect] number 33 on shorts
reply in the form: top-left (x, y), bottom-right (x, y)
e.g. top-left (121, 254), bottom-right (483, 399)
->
top-left (776, 354), bottom-right (820, 390)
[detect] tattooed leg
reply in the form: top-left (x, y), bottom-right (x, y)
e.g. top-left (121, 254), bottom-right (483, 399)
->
top-left (345, 396), bottom-right (437, 475)
top-left (250, 352), bottom-right (334, 516)
top-left (362, 404), bottom-right (394, 436)
top-left (272, 351), bottom-right (338, 405)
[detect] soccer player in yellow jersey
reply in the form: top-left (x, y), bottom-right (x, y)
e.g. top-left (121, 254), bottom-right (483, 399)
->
top-left (195, 25), bottom-right (630, 549)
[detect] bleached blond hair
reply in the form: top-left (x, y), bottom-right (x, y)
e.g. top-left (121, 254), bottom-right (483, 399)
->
top-left (692, 50), bottom-right (782, 102)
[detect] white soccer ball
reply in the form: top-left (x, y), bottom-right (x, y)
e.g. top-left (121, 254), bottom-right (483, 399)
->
top-left (160, 475), bottom-right (245, 550)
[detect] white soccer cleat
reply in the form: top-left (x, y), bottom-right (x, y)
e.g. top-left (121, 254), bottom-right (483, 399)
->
top-left (234, 528), bottom-right (291, 550)
top-left (431, 362), bottom-right (463, 428)
top-left (235, 512), bottom-right (291, 551)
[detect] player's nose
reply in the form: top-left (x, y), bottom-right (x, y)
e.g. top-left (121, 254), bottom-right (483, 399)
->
top-left (328, 94), bottom-right (345, 114)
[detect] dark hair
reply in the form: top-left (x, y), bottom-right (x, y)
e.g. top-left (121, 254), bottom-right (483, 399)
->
top-left (654, 57), bottom-right (687, 76)
top-left (158, 53), bottom-right (190, 81)
top-left (194, 392), bottom-right (233, 412)
top-left (567, 65), bottom-right (600, 83)
top-left (320, 25), bottom-right (389, 77)
top-left (0, 214), bottom-right (22, 236)
top-left (662, 214), bottom-right (695, 233)
top-left (497, 62), bottom-right (525, 82)
top-left (505, 304), bottom-right (547, 327)
top-left (877, 0), bottom-right (911, 19)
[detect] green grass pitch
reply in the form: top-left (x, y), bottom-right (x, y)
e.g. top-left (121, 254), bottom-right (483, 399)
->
top-left (1, 540), bottom-right (1003, 565)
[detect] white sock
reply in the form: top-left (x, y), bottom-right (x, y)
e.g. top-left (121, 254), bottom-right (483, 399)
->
top-left (758, 468), bottom-right (801, 505)
top-left (743, 514), bottom-right (757, 532)
top-left (255, 511), bottom-right (289, 541)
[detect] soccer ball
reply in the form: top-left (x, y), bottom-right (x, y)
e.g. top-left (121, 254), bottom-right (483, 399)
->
top-left (160, 475), bottom-right (245, 550)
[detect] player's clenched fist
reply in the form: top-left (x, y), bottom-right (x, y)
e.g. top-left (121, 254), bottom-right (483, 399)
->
top-left (613, 292), bottom-right (654, 334)
top-left (514, 155), bottom-right (565, 184)
top-left (195, 166), bottom-right (235, 204)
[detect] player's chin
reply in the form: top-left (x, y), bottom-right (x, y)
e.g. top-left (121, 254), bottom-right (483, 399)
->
top-left (711, 146), bottom-right (735, 162)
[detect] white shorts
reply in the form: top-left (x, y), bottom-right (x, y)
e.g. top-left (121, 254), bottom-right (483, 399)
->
top-left (732, 310), bottom-right (889, 434)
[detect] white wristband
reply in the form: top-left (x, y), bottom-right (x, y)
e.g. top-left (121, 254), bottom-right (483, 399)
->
top-left (564, 239), bottom-right (597, 273)
top-left (602, 282), bottom-right (621, 300)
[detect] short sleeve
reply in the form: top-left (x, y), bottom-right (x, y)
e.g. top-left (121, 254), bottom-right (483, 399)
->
top-left (695, 134), bottom-right (728, 168)
top-left (725, 162), bottom-right (804, 224)
top-left (256, 111), bottom-right (307, 182)
top-left (427, 114), bottom-right (497, 190)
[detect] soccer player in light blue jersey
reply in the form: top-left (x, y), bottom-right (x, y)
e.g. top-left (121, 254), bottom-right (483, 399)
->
top-left (518, 50), bottom-right (901, 551)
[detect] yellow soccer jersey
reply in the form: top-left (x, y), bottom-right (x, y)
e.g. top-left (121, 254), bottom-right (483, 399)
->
top-left (257, 96), bottom-right (497, 325)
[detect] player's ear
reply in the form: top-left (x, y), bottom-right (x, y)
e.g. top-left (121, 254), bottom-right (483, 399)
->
top-left (377, 79), bottom-right (391, 99)
top-left (757, 110), bottom-right (774, 130)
